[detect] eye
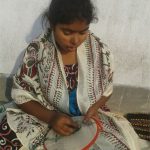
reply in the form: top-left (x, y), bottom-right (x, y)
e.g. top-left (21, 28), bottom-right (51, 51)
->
top-left (63, 31), bottom-right (72, 35)
top-left (80, 32), bottom-right (86, 35)
top-left (79, 30), bottom-right (88, 35)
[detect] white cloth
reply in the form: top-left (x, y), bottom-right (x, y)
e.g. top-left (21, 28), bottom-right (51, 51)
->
top-left (7, 29), bottom-right (115, 149)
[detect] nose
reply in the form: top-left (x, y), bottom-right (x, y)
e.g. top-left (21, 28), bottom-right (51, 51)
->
top-left (70, 34), bottom-right (80, 46)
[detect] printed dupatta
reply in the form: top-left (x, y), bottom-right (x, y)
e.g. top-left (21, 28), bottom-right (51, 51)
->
top-left (6, 29), bottom-right (114, 149)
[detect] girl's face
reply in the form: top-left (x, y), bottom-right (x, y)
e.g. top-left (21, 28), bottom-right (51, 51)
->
top-left (53, 20), bottom-right (89, 53)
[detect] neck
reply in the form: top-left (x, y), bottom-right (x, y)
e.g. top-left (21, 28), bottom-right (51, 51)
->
top-left (61, 51), bottom-right (77, 65)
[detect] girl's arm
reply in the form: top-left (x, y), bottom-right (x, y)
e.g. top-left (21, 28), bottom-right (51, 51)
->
top-left (17, 100), bottom-right (56, 124)
top-left (17, 100), bottom-right (79, 136)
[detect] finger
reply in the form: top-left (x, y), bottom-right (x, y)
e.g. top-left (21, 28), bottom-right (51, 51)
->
top-left (83, 119), bottom-right (92, 125)
top-left (53, 126), bottom-right (72, 136)
top-left (67, 122), bottom-right (79, 129)
top-left (83, 113), bottom-right (91, 122)
top-left (83, 116), bottom-right (92, 125)
top-left (62, 125), bottom-right (75, 134)
top-left (57, 125), bottom-right (77, 136)
top-left (83, 112), bottom-right (98, 124)
top-left (65, 118), bottom-right (79, 129)
top-left (58, 128), bottom-right (71, 136)
top-left (63, 120), bottom-right (81, 134)
top-left (92, 112), bottom-right (99, 118)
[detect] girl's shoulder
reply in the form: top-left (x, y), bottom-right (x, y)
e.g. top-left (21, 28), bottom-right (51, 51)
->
top-left (27, 28), bottom-right (54, 52)
top-left (88, 31), bottom-right (108, 50)
top-left (88, 32), bottom-right (112, 62)
top-left (32, 28), bottom-right (53, 46)
top-left (24, 29), bottom-right (55, 62)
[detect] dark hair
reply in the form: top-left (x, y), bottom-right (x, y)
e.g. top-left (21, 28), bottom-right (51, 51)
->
top-left (43, 0), bottom-right (97, 27)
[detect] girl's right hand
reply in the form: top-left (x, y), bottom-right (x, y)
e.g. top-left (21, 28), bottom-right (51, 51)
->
top-left (50, 112), bottom-right (79, 136)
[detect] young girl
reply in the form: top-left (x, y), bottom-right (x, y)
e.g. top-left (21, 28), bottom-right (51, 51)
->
top-left (1, 0), bottom-right (139, 149)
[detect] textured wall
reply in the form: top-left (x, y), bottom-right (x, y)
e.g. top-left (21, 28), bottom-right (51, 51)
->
top-left (0, 0), bottom-right (150, 88)
top-left (0, 0), bottom-right (50, 74)
top-left (91, 0), bottom-right (150, 89)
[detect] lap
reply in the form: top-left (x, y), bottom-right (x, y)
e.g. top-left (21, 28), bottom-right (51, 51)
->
top-left (44, 111), bottom-right (140, 150)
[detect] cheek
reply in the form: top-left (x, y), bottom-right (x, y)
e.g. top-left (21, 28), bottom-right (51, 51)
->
top-left (80, 34), bottom-right (88, 43)
top-left (56, 33), bottom-right (69, 46)
top-left (61, 36), bottom-right (70, 43)
top-left (60, 32), bottom-right (70, 42)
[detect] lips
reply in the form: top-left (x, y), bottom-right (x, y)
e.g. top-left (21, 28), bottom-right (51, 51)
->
top-left (67, 46), bottom-right (77, 48)
top-left (66, 46), bottom-right (77, 51)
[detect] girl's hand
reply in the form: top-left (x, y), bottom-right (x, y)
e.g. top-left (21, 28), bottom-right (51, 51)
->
top-left (84, 96), bottom-right (110, 122)
top-left (50, 112), bottom-right (79, 136)
top-left (84, 103), bottom-right (99, 122)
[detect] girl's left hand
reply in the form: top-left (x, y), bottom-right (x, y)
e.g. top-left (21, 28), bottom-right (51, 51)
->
top-left (84, 96), bottom-right (110, 122)
top-left (84, 103), bottom-right (99, 122)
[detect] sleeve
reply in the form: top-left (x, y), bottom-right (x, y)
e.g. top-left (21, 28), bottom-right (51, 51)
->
top-left (102, 45), bottom-right (114, 97)
top-left (11, 41), bottom-right (55, 110)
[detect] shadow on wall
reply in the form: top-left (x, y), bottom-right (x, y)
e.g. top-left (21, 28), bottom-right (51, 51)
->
top-left (25, 13), bottom-right (47, 43)
top-left (10, 12), bottom-right (48, 75)
top-left (5, 12), bottom-right (48, 100)
top-left (5, 50), bottom-right (25, 101)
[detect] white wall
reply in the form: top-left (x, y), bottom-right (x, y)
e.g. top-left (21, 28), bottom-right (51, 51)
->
top-left (0, 0), bottom-right (150, 88)
top-left (0, 0), bottom-right (50, 74)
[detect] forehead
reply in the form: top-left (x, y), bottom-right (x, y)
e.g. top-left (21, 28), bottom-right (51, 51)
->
top-left (55, 20), bottom-right (89, 32)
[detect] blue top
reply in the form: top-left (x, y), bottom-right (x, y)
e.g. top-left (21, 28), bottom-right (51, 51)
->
top-left (64, 64), bottom-right (81, 116)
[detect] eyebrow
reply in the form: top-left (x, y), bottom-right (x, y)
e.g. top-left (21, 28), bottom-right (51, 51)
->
top-left (61, 27), bottom-right (89, 33)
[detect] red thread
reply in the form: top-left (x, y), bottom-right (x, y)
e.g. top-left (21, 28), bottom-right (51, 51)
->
top-left (81, 117), bottom-right (103, 150)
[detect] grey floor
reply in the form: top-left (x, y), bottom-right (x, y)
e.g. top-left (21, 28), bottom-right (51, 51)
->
top-left (107, 86), bottom-right (150, 150)
top-left (107, 85), bottom-right (150, 114)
